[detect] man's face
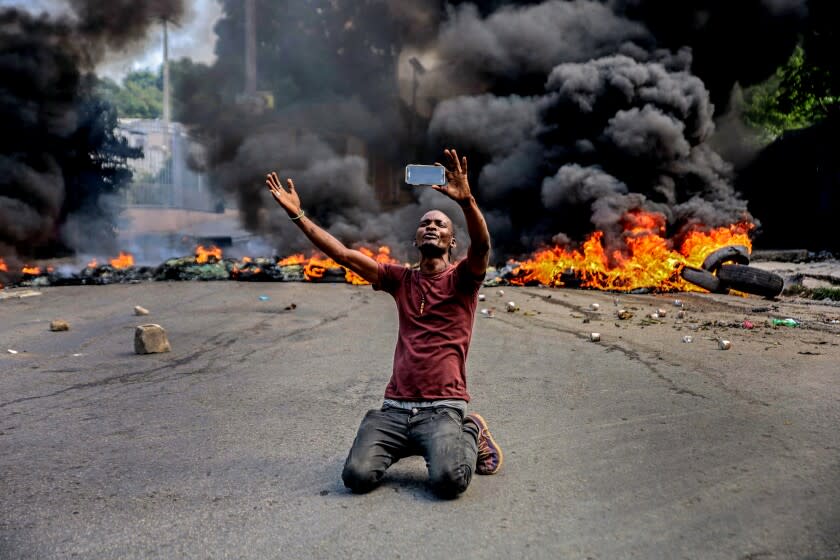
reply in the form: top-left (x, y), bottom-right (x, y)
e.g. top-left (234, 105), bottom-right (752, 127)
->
top-left (415, 210), bottom-right (455, 258)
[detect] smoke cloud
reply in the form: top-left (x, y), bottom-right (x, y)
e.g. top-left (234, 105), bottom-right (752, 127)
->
top-left (172, 0), bottom-right (809, 260)
top-left (0, 1), bottom-right (185, 265)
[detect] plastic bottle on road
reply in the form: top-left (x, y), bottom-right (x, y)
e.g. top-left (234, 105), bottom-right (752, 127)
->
top-left (771, 318), bottom-right (799, 327)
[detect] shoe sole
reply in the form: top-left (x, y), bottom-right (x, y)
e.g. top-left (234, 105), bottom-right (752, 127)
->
top-left (470, 413), bottom-right (503, 475)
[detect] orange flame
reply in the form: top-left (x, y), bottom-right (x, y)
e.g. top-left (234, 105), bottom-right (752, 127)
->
top-left (277, 253), bottom-right (306, 266)
top-left (195, 245), bottom-right (222, 264)
top-left (22, 265), bottom-right (41, 275)
top-left (511, 211), bottom-right (754, 292)
top-left (344, 246), bottom-right (400, 285)
top-left (0, 258), bottom-right (8, 273)
top-left (231, 257), bottom-right (261, 278)
top-left (109, 251), bottom-right (134, 269)
top-left (303, 255), bottom-right (340, 280)
top-left (273, 246), bottom-right (400, 284)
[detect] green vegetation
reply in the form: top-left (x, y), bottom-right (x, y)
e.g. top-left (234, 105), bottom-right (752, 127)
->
top-left (783, 284), bottom-right (840, 301)
top-left (96, 69), bottom-right (163, 119)
top-left (742, 0), bottom-right (839, 142)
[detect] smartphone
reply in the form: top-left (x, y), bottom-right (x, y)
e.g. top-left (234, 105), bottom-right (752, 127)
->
top-left (405, 164), bottom-right (445, 186)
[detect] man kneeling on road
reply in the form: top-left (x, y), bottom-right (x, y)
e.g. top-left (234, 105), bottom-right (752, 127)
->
top-left (265, 148), bottom-right (502, 498)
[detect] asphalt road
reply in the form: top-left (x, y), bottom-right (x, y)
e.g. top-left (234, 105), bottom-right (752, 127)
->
top-left (1, 282), bottom-right (838, 559)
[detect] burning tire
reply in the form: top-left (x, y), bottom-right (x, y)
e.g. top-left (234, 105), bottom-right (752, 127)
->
top-left (701, 245), bottom-right (750, 273)
top-left (680, 266), bottom-right (726, 293)
top-left (716, 264), bottom-right (784, 298)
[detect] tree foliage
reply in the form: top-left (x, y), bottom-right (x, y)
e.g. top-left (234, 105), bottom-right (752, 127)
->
top-left (741, 0), bottom-right (838, 140)
top-left (96, 69), bottom-right (163, 119)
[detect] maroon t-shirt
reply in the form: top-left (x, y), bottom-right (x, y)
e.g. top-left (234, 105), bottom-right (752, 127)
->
top-left (374, 259), bottom-right (485, 402)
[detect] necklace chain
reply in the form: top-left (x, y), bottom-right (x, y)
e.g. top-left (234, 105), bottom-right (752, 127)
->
top-left (418, 277), bottom-right (427, 316)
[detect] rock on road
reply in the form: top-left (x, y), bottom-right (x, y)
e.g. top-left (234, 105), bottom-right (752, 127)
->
top-left (1, 282), bottom-right (838, 559)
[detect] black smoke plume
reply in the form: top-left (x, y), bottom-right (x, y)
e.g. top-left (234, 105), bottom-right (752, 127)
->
top-left (0, 1), bottom-right (184, 270)
top-left (176, 0), bottom-right (813, 260)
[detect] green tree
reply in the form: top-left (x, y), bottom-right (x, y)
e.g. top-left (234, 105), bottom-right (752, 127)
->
top-left (96, 69), bottom-right (163, 119)
top-left (742, 0), bottom-right (839, 141)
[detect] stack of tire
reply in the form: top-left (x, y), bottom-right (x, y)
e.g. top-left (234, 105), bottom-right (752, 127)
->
top-left (680, 245), bottom-right (784, 298)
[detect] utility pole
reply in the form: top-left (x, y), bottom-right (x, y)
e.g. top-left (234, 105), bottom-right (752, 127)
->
top-left (162, 19), bottom-right (171, 125)
top-left (244, 0), bottom-right (257, 96)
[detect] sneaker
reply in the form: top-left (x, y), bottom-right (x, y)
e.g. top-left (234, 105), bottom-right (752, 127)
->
top-left (466, 413), bottom-right (503, 475)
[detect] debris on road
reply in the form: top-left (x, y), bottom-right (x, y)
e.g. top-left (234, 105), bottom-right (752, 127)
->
top-left (589, 332), bottom-right (601, 342)
top-left (677, 310), bottom-right (686, 319)
top-left (718, 339), bottom-right (732, 350)
top-left (0, 289), bottom-right (42, 300)
top-left (134, 324), bottom-right (171, 354)
top-left (7, 349), bottom-right (18, 354)
top-left (656, 308), bottom-right (667, 317)
top-left (49, 320), bottom-right (69, 332)
top-left (480, 308), bottom-right (495, 318)
top-left (590, 303), bottom-right (600, 311)
top-left (771, 318), bottom-right (799, 327)
top-left (284, 303), bottom-right (297, 311)
top-left (134, 305), bottom-right (149, 316)
top-left (673, 299), bottom-right (683, 307)
top-left (617, 309), bottom-right (633, 320)
top-left (682, 336), bottom-right (693, 343)
top-left (497, 290), bottom-right (505, 297)
top-left (258, 295), bottom-right (270, 301)
top-left (742, 320), bottom-right (755, 329)
top-left (506, 301), bottom-right (519, 312)
top-left (478, 294), bottom-right (486, 302)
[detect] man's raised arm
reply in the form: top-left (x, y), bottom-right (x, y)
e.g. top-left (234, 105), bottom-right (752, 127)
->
top-left (265, 172), bottom-right (379, 284)
top-left (432, 149), bottom-right (491, 277)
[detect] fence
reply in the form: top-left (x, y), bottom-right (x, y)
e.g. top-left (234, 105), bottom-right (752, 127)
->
top-left (118, 119), bottom-right (223, 213)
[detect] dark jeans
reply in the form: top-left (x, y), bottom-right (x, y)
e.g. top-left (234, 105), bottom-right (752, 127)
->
top-left (342, 406), bottom-right (479, 498)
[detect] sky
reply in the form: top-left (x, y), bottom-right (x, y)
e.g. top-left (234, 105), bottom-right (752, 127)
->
top-left (0, 0), bottom-right (221, 79)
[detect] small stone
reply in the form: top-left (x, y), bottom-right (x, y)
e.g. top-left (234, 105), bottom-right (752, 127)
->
top-left (134, 305), bottom-right (149, 316)
top-left (617, 309), bottom-right (633, 320)
top-left (505, 301), bottom-right (518, 312)
top-left (50, 320), bottom-right (70, 332)
top-left (134, 324), bottom-right (171, 354)
top-left (590, 332), bottom-right (601, 342)
top-left (590, 303), bottom-right (600, 311)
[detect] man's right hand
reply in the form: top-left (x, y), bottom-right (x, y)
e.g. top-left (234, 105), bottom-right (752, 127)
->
top-left (266, 172), bottom-right (302, 218)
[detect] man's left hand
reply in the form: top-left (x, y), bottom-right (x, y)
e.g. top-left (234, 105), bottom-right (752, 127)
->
top-left (433, 149), bottom-right (472, 206)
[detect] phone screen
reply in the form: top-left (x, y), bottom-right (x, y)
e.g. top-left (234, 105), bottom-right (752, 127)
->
top-left (405, 165), bottom-right (445, 186)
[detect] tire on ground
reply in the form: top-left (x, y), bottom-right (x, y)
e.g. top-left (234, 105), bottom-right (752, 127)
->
top-left (680, 266), bottom-right (726, 293)
top-left (701, 245), bottom-right (750, 273)
top-left (716, 264), bottom-right (784, 298)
